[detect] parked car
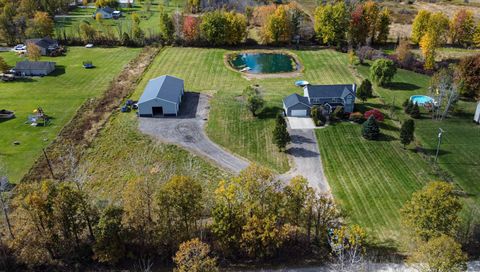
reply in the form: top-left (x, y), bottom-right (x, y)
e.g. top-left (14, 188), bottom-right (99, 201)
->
top-left (13, 44), bottom-right (26, 51)
top-left (85, 44), bottom-right (94, 48)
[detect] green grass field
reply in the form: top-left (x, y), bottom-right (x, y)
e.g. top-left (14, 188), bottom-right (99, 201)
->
top-left (0, 47), bottom-right (141, 182)
top-left (55, 0), bottom-right (185, 39)
top-left (357, 63), bottom-right (480, 209)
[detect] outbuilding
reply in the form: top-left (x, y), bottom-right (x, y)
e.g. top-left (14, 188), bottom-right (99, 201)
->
top-left (14, 61), bottom-right (56, 76)
top-left (283, 93), bottom-right (311, 117)
top-left (138, 75), bottom-right (184, 117)
top-left (474, 102), bottom-right (480, 124)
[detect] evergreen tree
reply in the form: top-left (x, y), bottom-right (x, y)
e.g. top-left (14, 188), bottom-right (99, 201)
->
top-left (273, 114), bottom-right (291, 151)
top-left (357, 79), bottom-right (373, 103)
top-left (410, 102), bottom-right (421, 118)
top-left (405, 100), bottom-right (414, 114)
top-left (399, 119), bottom-right (415, 148)
top-left (362, 116), bottom-right (380, 140)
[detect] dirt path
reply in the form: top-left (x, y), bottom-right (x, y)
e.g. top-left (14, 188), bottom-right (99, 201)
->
top-left (279, 128), bottom-right (330, 194)
top-left (138, 93), bottom-right (250, 174)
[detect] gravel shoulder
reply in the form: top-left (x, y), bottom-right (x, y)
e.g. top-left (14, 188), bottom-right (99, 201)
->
top-left (138, 92), bottom-right (250, 174)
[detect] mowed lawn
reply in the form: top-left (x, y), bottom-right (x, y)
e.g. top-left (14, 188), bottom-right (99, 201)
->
top-left (55, 0), bottom-right (185, 39)
top-left (357, 64), bottom-right (480, 210)
top-left (129, 47), bottom-right (356, 173)
top-left (0, 47), bottom-right (141, 182)
top-left (127, 47), bottom-right (439, 244)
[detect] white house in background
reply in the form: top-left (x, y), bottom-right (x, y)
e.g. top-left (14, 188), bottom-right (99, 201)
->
top-left (474, 102), bottom-right (480, 123)
top-left (118, 0), bottom-right (134, 7)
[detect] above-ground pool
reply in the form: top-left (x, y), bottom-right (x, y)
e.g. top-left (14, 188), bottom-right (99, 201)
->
top-left (410, 95), bottom-right (434, 106)
top-left (229, 52), bottom-right (298, 74)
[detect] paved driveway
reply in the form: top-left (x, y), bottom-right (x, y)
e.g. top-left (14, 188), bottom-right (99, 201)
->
top-left (287, 117), bottom-right (316, 129)
top-left (138, 93), bottom-right (250, 174)
top-left (279, 128), bottom-right (330, 193)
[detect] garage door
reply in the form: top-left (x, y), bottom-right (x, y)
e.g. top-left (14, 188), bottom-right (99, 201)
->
top-left (291, 110), bottom-right (307, 117)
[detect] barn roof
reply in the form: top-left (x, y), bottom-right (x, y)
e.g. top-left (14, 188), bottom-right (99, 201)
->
top-left (15, 61), bottom-right (56, 71)
top-left (138, 75), bottom-right (184, 105)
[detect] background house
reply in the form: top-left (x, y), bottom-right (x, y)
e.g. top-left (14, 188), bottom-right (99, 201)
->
top-left (118, 0), bottom-right (134, 7)
top-left (14, 61), bottom-right (56, 76)
top-left (93, 7), bottom-right (118, 19)
top-left (25, 37), bottom-right (58, 56)
top-left (138, 75), bottom-right (184, 117)
top-left (283, 84), bottom-right (356, 117)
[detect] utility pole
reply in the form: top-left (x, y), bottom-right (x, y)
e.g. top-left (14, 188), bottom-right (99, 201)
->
top-left (434, 128), bottom-right (445, 164)
top-left (43, 148), bottom-right (56, 179)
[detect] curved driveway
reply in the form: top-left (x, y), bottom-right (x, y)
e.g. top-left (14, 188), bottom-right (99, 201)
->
top-left (138, 93), bottom-right (250, 174)
top-left (138, 93), bottom-right (329, 194)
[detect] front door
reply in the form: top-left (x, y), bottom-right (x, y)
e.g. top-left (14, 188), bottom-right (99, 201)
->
top-left (152, 107), bottom-right (163, 117)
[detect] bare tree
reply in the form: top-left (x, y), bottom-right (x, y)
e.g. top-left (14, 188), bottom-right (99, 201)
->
top-left (430, 69), bottom-right (459, 121)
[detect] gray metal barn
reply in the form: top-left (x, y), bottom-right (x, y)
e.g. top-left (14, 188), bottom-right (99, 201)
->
top-left (138, 75), bottom-right (184, 117)
top-left (14, 61), bottom-right (56, 76)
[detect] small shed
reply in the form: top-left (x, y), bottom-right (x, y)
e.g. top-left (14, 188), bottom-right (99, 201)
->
top-left (474, 102), bottom-right (480, 124)
top-left (138, 75), bottom-right (184, 117)
top-left (283, 93), bottom-right (311, 117)
top-left (14, 61), bottom-right (56, 76)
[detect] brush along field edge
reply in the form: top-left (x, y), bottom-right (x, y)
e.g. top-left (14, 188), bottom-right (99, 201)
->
top-left (21, 47), bottom-right (161, 182)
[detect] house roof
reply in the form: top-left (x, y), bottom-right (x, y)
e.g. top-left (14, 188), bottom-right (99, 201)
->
top-left (97, 7), bottom-right (115, 13)
top-left (15, 61), bottom-right (56, 71)
top-left (304, 84), bottom-right (356, 99)
top-left (25, 37), bottom-right (57, 49)
top-left (138, 75), bottom-right (184, 105)
top-left (283, 93), bottom-right (311, 108)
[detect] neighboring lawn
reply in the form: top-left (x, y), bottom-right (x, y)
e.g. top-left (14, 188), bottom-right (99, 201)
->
top-left (0, 47), bottom-right (141, 182)
top-left (356, 62), bottom-right (480, 236)
top-left (55, 0), bottom-right (186, 39)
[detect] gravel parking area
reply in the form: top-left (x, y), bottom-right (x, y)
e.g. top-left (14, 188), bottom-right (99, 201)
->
top-left (138, 92), bottom-right (250, 174)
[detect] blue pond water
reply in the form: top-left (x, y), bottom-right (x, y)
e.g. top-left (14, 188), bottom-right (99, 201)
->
top-left (410, 95), bottom-right (434, 105)
top-left (230, 53), bottom-right (297, 74)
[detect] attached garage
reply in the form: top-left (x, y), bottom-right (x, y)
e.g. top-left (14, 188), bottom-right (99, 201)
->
top-left (138, 75), bottom-right (184, 117)
top-left (283, 93), bottom-right (311, 117)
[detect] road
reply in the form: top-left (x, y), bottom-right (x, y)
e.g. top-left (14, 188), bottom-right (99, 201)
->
top-left (138, 92), bottom-right (250, 174)
top-left (236, 261), bottom-right (480, 272)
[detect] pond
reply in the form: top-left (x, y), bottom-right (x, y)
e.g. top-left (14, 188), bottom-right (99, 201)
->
top-left (229, 53), bottom-right (298, 74)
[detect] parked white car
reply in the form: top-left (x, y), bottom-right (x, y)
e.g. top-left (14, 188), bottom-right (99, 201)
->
top-left (85, 44), bottom-right (94, 48)
top-left (13, 44), bottom-right (26, 51)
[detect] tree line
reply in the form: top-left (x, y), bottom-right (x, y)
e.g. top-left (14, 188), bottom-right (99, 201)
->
top-left (0, 164), bottom-right (361, 270)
